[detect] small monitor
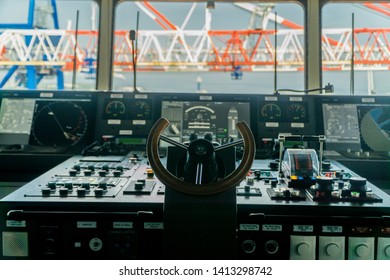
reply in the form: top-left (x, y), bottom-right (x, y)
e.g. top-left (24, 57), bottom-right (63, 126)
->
top-left (160, 99), bottom-right (251, 145)
top-left (358, 104), bottom-right (390, 152)
top-left (322, 102), bottom-right (390, 152)
top-left (0, 91), bottom-right (96, 152)
top-left (322, 103), bottom-right (361, 151)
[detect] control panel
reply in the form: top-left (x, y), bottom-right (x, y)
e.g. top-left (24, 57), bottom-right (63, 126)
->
top-left (0, 90), bottom-right (389, 161)
top-left (0, 90), bottom-right (389, 260)
top-left (1, 150), bottom-right (390, 259)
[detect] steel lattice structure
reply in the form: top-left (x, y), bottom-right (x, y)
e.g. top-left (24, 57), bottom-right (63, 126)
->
top-left (1, 28), bottom-right (389, 72)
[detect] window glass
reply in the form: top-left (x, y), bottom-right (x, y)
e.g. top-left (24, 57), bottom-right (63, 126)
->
top-left (0, 0), bottom-right (99, 90)
top-left (322, 2), bottom-right (390, 95)
top-left (114, 1), bottom-right (304, 93)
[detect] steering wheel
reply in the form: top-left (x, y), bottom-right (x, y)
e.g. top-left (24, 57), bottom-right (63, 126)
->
top-left (146, 117), bottom-right (255, 196)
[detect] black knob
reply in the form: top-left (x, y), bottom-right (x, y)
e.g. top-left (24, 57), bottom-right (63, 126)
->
top-left (98, 182), bottom-right (107, 190)
top-left (316, 176), bottom-right (334, 191)
top-left (349, 177), bottom-right (367, 192)
top-left (47, 181), bottom-right (57, 190)
top-left (88, 165), bottom-right (95, 171)
top-left (64, 181), bottom-right (73, 190)
top-left (94, 188), bottom-right (104, 197)
top-left (77, 188), bottom-right (86, 197)
top-left (134, 182), bottom-right (144, 190)
top-left (269, 161), bottom-right (279, 170)
top-left (270, 179), bottom-right (278, 187)
top-left (81, 182), bottom-right (90, 190)
top-left (204, 133), bottom-right (213, 142)
top-left (41, 188), bottom-right (51, 196)
top-left (113, 170), bottom-right (122, 177)
top-left (59, 188), bottom-right (69, 197)
top-left (322, 161), bottom-right (331, 170)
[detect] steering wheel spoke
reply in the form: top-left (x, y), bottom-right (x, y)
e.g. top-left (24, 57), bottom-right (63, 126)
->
top-left (159, 135), bottom-right (188, 150)
top-left (146, 117), bottom-right (255, 195)
top-left (214, 139), bottom-right (244, 152)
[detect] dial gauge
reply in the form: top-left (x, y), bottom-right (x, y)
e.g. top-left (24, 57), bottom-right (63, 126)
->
top-left (286, 103), bottom-right (307, 122)
top-left (31, 101), bottom-right (88, 147)
top-left (105, 100), bottom-right (126, 119)
top-left (130, 100), bottom-right (151, 119)
top-left (261, 103), bottom-right (282, 121)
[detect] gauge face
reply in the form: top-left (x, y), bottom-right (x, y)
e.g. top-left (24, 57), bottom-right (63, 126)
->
top-left (31, 102), bottom-right (88, 147)
top-left (105, 100), bottom-right (126, 119)
top-left (286, 103), bottom-right (307, 122)
top-left (261, 103), bottom-right (282, 121)
top-left (130, 100), bottom-right (151, 119)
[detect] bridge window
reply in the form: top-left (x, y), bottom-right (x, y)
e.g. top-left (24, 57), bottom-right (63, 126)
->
top-left (0, 0), bottom-right (99, 90)
top-left (322, 2), bottom-right (390, 95)
top-left (113, 1), bottom-right (304, 94)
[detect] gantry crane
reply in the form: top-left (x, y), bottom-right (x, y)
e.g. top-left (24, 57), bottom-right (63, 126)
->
top-left (0, 0), bottom-right (64, 89)
top-left (0, 2), bottom-right (389, 89)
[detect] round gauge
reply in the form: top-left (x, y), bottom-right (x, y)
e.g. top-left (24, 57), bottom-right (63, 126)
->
top-left (105, 100), bottom-right (126, 119)
top-left (31, 102), bottom-right (88, 147)
top-left (130, 100), bottom-right (151, 119)
top-left (261, 103), bottom-right (282, 121)
top-left (286, 103), bottom-right (307, 122)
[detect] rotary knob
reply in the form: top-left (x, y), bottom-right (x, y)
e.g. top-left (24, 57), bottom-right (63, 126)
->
top-left (316, 176), bottom-right (334, 191)
top-left (269, 161), bottom-right (279, 170)
top-left (322, 161), bottom-right (331, 170)
top-left (385, 245), bottom-right (390, 258)
top-left (355, 244), bottom-right (369, 258)
top-left (296, 242), bottom-right (310, 256)
top-left (77, 188), bottom-right (86, 197)
top-left (325, 243), bottom-right (340, 257)
top-left (349, 177), bottom-right (367, 192)
top-left (41, 188), bottom-right (51, 196)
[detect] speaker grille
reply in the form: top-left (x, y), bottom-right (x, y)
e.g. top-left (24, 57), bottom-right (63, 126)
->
top-left (2, 232), bottom-right (29, 257)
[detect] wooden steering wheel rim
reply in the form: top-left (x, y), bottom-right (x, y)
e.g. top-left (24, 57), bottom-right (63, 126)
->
top-left (146, 117), bottom-right (255, 196)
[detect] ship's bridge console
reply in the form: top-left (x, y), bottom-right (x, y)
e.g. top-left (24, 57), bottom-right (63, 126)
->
top-left (0, 90), bottom-right (390, 260)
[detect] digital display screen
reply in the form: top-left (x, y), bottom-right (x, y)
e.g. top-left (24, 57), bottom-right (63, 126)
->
top-left (322, 103), bottom-right (390, 152)
top-left (161, 100), bottom-right (251, 144)
top-left (0, 93), bottom-right (96, 151)
top-left (0, 98), bottom-right (35, 145)
top-left (358, 104), bottom-right (390, 152)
